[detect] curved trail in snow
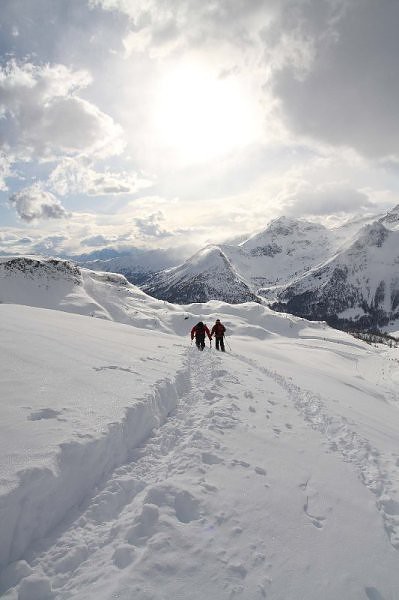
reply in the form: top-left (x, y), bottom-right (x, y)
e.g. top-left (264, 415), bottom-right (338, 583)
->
top-left (3, 346), bottom-right (399, 600)
top-left (23, 349), bottom-right (246, 598)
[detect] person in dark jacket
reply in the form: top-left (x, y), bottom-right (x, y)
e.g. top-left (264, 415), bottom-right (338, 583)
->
top-left (211, 318), bottom-right (226, 352)
top-left (191, 321), bottom-right (212, 350)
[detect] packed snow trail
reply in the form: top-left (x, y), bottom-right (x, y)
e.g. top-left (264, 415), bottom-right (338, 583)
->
top-left (3, 344), bottom-right (399, 599)
top-left (231, 350), bottom-right (399, 551)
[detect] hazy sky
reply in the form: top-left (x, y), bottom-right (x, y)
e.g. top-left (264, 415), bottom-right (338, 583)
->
top-left (1, 0), bottom-right (399, 257)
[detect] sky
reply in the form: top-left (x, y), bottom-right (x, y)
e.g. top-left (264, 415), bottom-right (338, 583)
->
top-left (1, 0), bottom-right (399, 258)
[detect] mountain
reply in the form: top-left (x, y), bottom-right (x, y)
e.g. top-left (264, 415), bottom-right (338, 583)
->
top-left (74, 247), bottom-right (186, 286)
top-left (0, 255), bottom-right (178, 331)
top-left (378, 203), bottom-right (399, 229)
top-left (142, 217), bottom-right (336, 304)
top-left (142, 245), bottom-right (258, 304)
top-left (270, 222), bottom-right (399, 329)
top-left (140, 209), bottom-right (399, 332)
top-left (230, 216), bottom-right (335, 288)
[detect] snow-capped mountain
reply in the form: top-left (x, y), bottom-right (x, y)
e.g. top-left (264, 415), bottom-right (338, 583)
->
top-left (142, 217), bottom-right (336, 304)
top-left (228, 216), bottom-right (336, 288)
top-left (378, 203), bottom-right (399, 229)
top-left (140, 208), bottom-right (399, 331)
top-left (0, 255), bottom-right (178, 331)
top-left (142, 245), bottom-right (258, 304)
top-left (270, 221), bottom-right (399, 329)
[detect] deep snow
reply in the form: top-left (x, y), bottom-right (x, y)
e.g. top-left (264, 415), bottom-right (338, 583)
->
top-left (1, 296), bottom-right (399, 599)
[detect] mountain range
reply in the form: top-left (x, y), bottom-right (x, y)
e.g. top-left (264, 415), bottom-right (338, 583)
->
top-left (140, 206), bottom-right (399, 332)
top-left (3, 204), bottom-right (399, 334)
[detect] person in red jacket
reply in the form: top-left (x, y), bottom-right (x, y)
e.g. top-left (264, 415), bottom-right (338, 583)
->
top-left (191, 321), bottom-right (211, 350)
top-left (211, 318), bottom-right (226, 352)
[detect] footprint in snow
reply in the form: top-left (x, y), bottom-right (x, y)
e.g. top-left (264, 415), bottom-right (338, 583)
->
top-left (303, 496), bottom-right (327, 529)
top-left (93, 365), bottom-right (139, 374)
top-left (28, 408), bottom-right (61, 421)
top-left (144, 485), bottom-right (201, 524)
top-left (254, 466), bottom-right (267, 476)
top-left (113, 545), bottom-right (136, 569)
top-left (230, 459), bottom-right (250, 468)
top-left (126, 504), bottom-right (159, 546)
top-left (201, 452), bottom-right (223, 465)
top-left (365, 587), bottom-right (386, 600)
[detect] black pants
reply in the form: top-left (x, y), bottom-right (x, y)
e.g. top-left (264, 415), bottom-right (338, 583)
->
top-left (215, 336), bottom-right (225, 351)
top-left (195, 335), bottom-right (205, 350)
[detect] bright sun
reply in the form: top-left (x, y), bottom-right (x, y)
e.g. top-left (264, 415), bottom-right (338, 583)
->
top-left (152, 61), bottom-right (261, 164)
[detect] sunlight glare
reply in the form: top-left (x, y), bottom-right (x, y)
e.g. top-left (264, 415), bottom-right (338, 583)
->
top-left (152, 62), bottom-right (261, 164)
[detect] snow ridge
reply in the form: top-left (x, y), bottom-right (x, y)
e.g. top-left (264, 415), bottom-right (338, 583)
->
top-left (0, 364), bottom-right (190, 573)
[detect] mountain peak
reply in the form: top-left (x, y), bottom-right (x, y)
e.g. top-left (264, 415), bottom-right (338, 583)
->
top-left (354, 221), bottom-right (389, 249)
top-left (379, 204), bottom-right (399, 228)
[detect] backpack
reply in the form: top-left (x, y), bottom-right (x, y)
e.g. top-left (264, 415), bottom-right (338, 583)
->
top-left (195, 322), bottom-right (205, 334)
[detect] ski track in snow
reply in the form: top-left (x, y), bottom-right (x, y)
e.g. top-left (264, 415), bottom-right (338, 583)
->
top-left (15, 349), bottom-right (255, 599)
top-left (2, 342), bottom-right (399, 599)
top-left (232, 352), bottom-right (399, 551)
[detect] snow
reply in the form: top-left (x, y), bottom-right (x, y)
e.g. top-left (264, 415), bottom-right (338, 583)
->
top-left (1, 264), bottom-right (399, 599)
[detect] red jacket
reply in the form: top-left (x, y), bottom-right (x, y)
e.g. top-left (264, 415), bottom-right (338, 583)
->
top-left (191, 323), bottom-right (211, 340)
top-left (211, 322), bottom-right (226, 338)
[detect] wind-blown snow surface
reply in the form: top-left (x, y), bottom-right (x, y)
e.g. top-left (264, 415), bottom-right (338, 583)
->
top-left (1, 298), bottom-right (399, 599)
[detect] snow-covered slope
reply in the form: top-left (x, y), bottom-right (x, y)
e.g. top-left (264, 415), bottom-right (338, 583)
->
top-left (0, 256), bottom-right (181, 332)
top-left (270, 222), bottom-right (399, 329)
top-left (1, 299), bottom-right (399, 599)
top-left (234, 216), bottom-right (335, 286)
top-left (142, 245), bottom-right (258, 304)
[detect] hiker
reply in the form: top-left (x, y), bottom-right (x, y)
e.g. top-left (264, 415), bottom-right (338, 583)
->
top-left (191, 321), bottom-right (211, 351)
top-left (211, 318), bottom-right (226, 352)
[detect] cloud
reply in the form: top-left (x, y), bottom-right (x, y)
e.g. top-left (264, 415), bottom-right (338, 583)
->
top-left (278, 182), bottom-right (374, 218)
top-left (9, 184), bottom-right (68, 222)
top-left (81, 234), bottom-right (119, 247)
top-left (0, 60), bottom-right (125, 160)
top-left (0, 153), bottom-right (12, 191)
top-left (134, 211), bottom-right (173, 238)
top-left (93, 0), bottom-right (275, 58)
top-left (49, 158), bottom-right (153, 196)
top-left (266, 0), bottom-right (399, 159)
top-left (32, 235), bottom-right (68, 254)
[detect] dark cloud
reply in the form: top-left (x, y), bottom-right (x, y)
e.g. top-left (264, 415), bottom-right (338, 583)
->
top-left (280, 184), bottom-right (374, 217)
top-left (9, 184), bottom-right (68, 222)
top-left (268, 0), bottom-right (399, 158)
